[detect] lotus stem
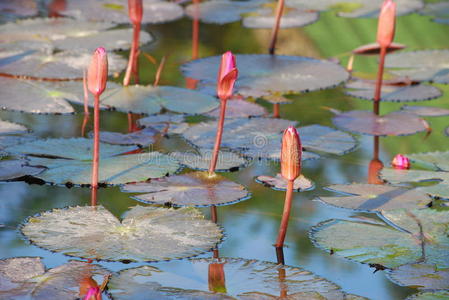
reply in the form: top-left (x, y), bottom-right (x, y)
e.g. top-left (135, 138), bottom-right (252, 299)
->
top-left (275, 179), bottom-right (294, 248)
top-left (192, 0), bottom-right (200, 60)
top-left (82, 69), bottom-right (89, 115)
top-left (268, 0), bottom-right (285, 55)
top-left (208, 99), bottom-right (227, 176)
top-left (373, 46), bottom-right (387, 115)
top-left (91, 94), bottom-right (100, 189)
top-left (123, 22), bottom-right (141, 86)
top-left (153, 56), bottom-right (167, 87)
top-left (90, 186), bottom-right (98, 206)
top-left (275, 246), bottom-right (285, 265)
top-left (273, 103), bottom-right (280, 118)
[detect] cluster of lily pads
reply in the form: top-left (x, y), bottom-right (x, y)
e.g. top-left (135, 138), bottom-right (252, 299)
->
top-left (0, 0), bottom-right (448, 299)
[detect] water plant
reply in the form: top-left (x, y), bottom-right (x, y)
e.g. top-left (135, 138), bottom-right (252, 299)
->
top-left (123, 0), bottom-right (143, 86)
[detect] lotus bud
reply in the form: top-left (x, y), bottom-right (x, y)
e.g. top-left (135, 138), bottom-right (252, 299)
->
top-left (87, 47), bottom-right (108, 96)
top-left (281, 126), bottom-right (301, 181)
top-left (391, 154), bottom-right (410, 169)
top-left (376, 0), bottom-right (396, 48)
top-left (83, 287), bottom-right (100, 300)
top-left (216, 51), bottom-right (238, 101)
top-left (128, 0), bottom-right (143, 25)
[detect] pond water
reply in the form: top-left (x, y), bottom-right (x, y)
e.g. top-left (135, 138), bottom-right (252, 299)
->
top-left (1, 1), bottom-right (449, 300)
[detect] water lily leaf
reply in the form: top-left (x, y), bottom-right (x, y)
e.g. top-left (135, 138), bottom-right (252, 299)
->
top-left (0, 0), bottom-right (37, 18)
top-left (122, 171), bottom-right (249, 207)
top-left (385, 50), bottom-right (449, 84)
top-left (286, 0), bottom-right (423, 18)
top-left (0, 119), bottom-right (27, 135)
top-left (299, 124), bottom-right (357, 155)
top-left (400, 105), bottom-right (449, 117)
top-left (0, 49), bottom-right (126, 79)
top-left (89, 127), bottom-right (158, 147)
top-left (345, 80), bottom-right (442, 102)
top-left (256, 173), bottom-right (314, 191)
top-left (108, 258), bottom-right (348, 299)
top-left (0, 120), bottom-right (36, 156)
top-left (406, 291), bottom-right (449, 300)
top-left (388, 263), bottom-right (449, 290)
top-left (243, 8), bottom-right (319, 29)
top-left (310, 209), bottom-right (449, 268)
top-left (169, 149), bottom-right (247, 172)
top-left (261, 94), bottom-right (293, 104)
top-left (206, 99), bottom-right (267, 119)
top-left (61, 0), bottom-right (184, 24)
top-left (420, 2), bottom-right (449, 25)
top-left (0, 257), bottom-right (110, 299)
top-left (137, 113), bottom-right (188, 134)
top-left (407, 151), bottom-right (449, 171)
top-left (0, 160), bottom-right (45, 181)
top-left (100, 85), bottom-right (219, 115)
top-left (332, 110), bottom-right (428, 136)
top-left (318, 184), bottom-right (431, 212)
top-left (352, 42), bottom-right (406, 55)
top-left (181, 54), bottom-right (349, 97)
top-left (21, 205), bottom-right (222, 262)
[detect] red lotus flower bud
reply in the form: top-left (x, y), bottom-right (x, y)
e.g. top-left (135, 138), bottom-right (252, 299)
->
top-left (391, 154), bottom-right (410, 169)
top-left (128, 0), bottom-right (143, 25)
top-left (281, 126), bottom-right (301, 181)
top-left (216, 51), bottom-right (238, 101)
top-left (87, 47), bottom-right (108, 96)
top-left (376, 0), bottom-right (396, 48)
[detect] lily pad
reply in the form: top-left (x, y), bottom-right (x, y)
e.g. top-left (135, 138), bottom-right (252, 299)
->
top-left (21, 205), bottom-right (223, 262)
top-left (407, 291), bottom-right (449, 300)
top-left (169, 149), bottom-right (247, 172)
top-left (310, 209), bottom-right (449, 268)
top-left (206, 99), bottom-right (267, 119)
top-left (0, 0), bottom-right (37, 18)
top-left (388, 263), bottom-right (449, 290)
top-left (61, 0), bottom-right (184, 24)
top-left (400, 105), bottom-right (449, 117)
top-left (100, 85), bottom-right (219, 115)
top-left (385, 50), bottom-right (449, 84)
top-left (0, 160), bottom-right (45, 181)
top-left (0, 120), bottom-right (36, 156)
top-left (89, 127), bottom-right (158, 147)
top-left (318, 184), bottom-right (431, 212)
top-left (137, 114), bottom-right (189, 134)
top-left (420, 2), bottom-right (449, 25)
top-left (122, 171), bottom-right (249, 207)
top-left (108, 258), bottom-right (349, 299)
top-left (352, 42), bottom-right (406, 55)
top-left (256, 173), bottom-right (314, 191)
top-left (261, 93), bottom-right (293, 104)
top-left (0, 119), bottom-right (27, 135)
top-left (181, 54), bottom-right (349, 98)
top-left (332, 110), bottom-right (428, 136)
top-left (242, 8), bottom-right (319, 29)
top-left (0, 257), bottom-right (110, 300)
top-left (344, 80), bottom-right (442, 102)
top-left (0, 49), bottom-right (126, 80)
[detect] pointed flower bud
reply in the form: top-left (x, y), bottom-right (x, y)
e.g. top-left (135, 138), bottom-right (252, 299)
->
top-left (391, 154), bottom-right (410, 169)
top-left (376, 0), bottom-right (396, 48)
top-left (217, 51), bottom-right (238, 101)
top-left (83, 287), bottom-right (100, 300)
top-left (128, 0), bottom-right (143, 25)
top-left (281, 126), bottom-right (301, 181)
top-left (87, 47), bottom-right (108, 96)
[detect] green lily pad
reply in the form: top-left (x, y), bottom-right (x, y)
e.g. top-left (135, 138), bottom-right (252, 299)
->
top-left (352, 42), bottom-right (406, 56)
top-left (406, 291), bottom-right (449, 300)
top-left (89, 127), bottom-right (158, 147)
top-left (100, 85), bottom-right (219, 115)
top-left (419, 2), bottom-right (449, 26)
top-left (206, 99), bottom-right (267, 119)
top-left (310, 209), bottom-right (449, 268)
top-left (256, 173), bottom-right (314, 191)
top-left (169, 149), bottom-right (247, 172)
top-left (137, 114), bottom-right (189, 134)
top-left (181, 54), bottom-right (349, 98)
top-left (0, 0), bottom-right (37, 18)
top-left (385, 50), bottom-right (449, 84)
top-left (122, 171), bottom-right (249, 207)
top-left (0, 119), bottom-right (27, 135)
top-left (0, 120), bottom-right (36, 156)
top-left (0, 160), bottom-right (45, 181)
top-left (388, 263), bottom-right (449, 290)
top-left (243, 7), bottom-right (319, 29)
top-left (21, 205), bottom-right (223, 262)
top-left (0, 257), bottom-right (110, 300)
top-left (318, 184), bottom-right (431, 212)
top-left (400, 105), bottom-right (449, 117)
top-left (108, 258), bottom-right (351, 299)
top-left (407, 151), bottom-right (449, 171)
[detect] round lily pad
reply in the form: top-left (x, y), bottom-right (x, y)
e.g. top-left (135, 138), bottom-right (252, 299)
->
top-left (0, 0), bottom-right (37, 18)
top-left (344, 80), bottom-right (442, 102)
top-left (385, 50), bottom-right (449, 84)
top-left (21, 205), bottom-right (223, 262)
top-left (243, 8), bottom-right (319, 29)
top-left (400, 105), bottom-right (449, 117)
top-left (388, 263), bottom-right (449, 290)
top-left (206, 99), bottom-right (267, 119)
top-left (122, 171), bottom-right (249, 207)
top-left (89, 127), bottom-right (158, 147)
top-left (108, 258), bottom-right (349, 299)
top-left (137, 113), bottom-right (188, 134)
top-left (256, 173), bottom-right (314, 191)
top-left (0, 160), bottom-right (45, 181)
top-left (419, 2), bottom-right (449, 25)
top-left (332, 110), bottom-right (428, 136)
top-left (352, 42), bottom-right (406, 55)
top-left (181, 54), bottom-right (349, 97)
top-left (407, 151), bottom-right (449, 171)
top-left (318, 184), bottom-right (431, 212)
top-left (100, 85), bottom-right (219, 115)
top-left (169, 149), bottom-right (247, 172)
top-left (310, 209), bottom-right (449, 268)
top-left (407, 291), bottom-right (449, 300)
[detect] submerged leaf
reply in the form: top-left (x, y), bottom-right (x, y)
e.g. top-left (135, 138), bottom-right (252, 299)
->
top-left (21, 205), bottom-right (222, 262)
top-left (170, 149), bottom-right (246, 172)
top-left (256, 173), bottom-right (314, 191)
top-left (388, 263), bottom-right (449, 290)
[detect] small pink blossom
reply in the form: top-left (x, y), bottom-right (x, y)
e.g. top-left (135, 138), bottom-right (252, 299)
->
top-left (391, 154), bottom-right (410, 169)
top-left (216, 51), bottom-right (238, 101)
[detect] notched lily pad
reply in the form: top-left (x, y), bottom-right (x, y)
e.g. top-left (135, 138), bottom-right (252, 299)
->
top-left (89, 127), bottom-right (158, 147)
top-left (122, 171), bottom-right (249, 207)
top-left (420, 2), bottom-right (449, 25)
top-left (352, 42), bottom-right (406, 55)
top-left (388, 263), bottom-right (449, 290)
top-left (0, 0), bottom-right (37, 18)
top-left (206, 99), bottom-right (267, 119)
top-left (400, 105), bottom-right (449, 117)
top-left (407, 291), bottom-right (449, 300)
top-left (169, 149), bottom-right (246, 172)
top-left (21, 205), bottom-right (223, 262)
top-left (0, 160), bottom-right (45, 181)
top-left (137, 114), bottom-right (188, 135)
top-left (318, 184), bottom-right (431, 212)
top-left (243, 7), bottom-right (319, 29)
top-left (256, 173), bottom-right (314, 191)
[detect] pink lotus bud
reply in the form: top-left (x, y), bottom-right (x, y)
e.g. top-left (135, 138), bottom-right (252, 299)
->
top-left (83, 287), bottom-right (101, 300)
top-left (216, 51), bottom-right (238, 101)
top-left (376, 0), bottom-right (396, 48)
top-left (391, 154), bottom-right (410, 169)
top-left (281, 126), bottom-right (301, 181)
top-left (128, 0), bottom-right (143, 25)
top-left (87, 47), bottom-right (108, 96)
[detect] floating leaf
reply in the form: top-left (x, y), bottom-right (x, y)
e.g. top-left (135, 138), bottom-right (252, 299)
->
top-left (206, 99), bottom-right (267, 119)
top-left (345, 80), bottom-right (442, 102)
top-left (0, 119), bottom-right (27, 135)
top-left (385, 50), bottom-right (449, 84)
top-left (181, 54), bottom-right (349, 97)
top-left (0, 0), bottom-right (37, 18)
top-left (311, 209), bottom-right (449, 268)
top-left (352, 42), bottom-right (406, 55)
top-left (406, 291), bottom-right (449, 300)
top-left (299, 124), bottom-right (357, 155)
top-left (100, 85), bottom-right (219, 115)
top-left (243, 8), bottom-right (319, 29)
top-left (122, 171), bottom-right (249, 207)
top-left (261, 93), bottom-right (293, 104)
top-left (318, 184), bottom-right (431, 212)
top-left (21, 205), bottom-right (222, 262)
top-left (108, 258), bottom-right (349, 299)
top-left (89, 127), bottom-right (158, 147)
top-left (332, 110), bottom-right (428, 136)
top-left (400, 105), bottom-right (449, 117)
top-left (0, 257), bottom-right (109, 299)
top-left (137, 113), bottom-right (188, 134)
top-left (388, 263), bottom-right (449, 290)
top-left (407, 151), bottom-right (449, 171)
top-left (0, 120), bottom-right (36, 155)
top-left (256, 173), bottom-right (314, 191)
top-left (419, 2), bottom-right (449, 25)
top-left (0, 160), bottom-right (45, 181)
top-left (169, 149), bottom-right (247, 172)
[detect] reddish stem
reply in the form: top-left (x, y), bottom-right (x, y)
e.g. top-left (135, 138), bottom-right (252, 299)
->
top-left (153, 56), bottom-right (167, 87)
top-left (90, 186), bottom-right (98, 206)
top-left (268, 0), bottom-right (285, 55)
top-left (373, 46), bottom-right (387, 115)
top-left (81, 113), bottom-right (89, 137)
top-left (83, 69), bottom-right (89, 115)
top-left (273, 103), bottom-right (280, 118)
top-left (208, 99), bottom-right (227, 175)
top-left (91, 94), bottom-right (100, 189)
top-left (210, 206), bottom-right (218, 223)
top-left (275, 179), bottom-right (294, 248)
top-left (123, 23), bottom-right (141, 86)
top-left (192, 0), bottom-right (200, 60)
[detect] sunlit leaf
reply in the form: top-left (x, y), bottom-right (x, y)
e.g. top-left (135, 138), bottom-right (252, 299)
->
top-left (0, 160), bottom-right (45, 181)
top-left (400, 105), bottom-right (449, 117)
top-left (256, 173), bottom-right (314, 191)
top-left (169, 149), bottom-right (247, 172)
top-left (388, 263), bottom-right (449, 290)
top-left (206, 99), bottom-right (267, 119)
top-left (21, 205), bottom-right (223, 262)
top-left (243, 8), bottom-right (319, 28)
